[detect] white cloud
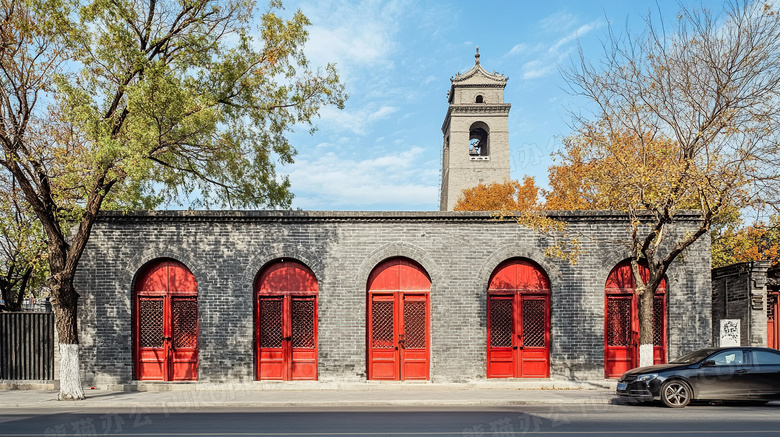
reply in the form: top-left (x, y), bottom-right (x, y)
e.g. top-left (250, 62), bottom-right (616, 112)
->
top-left (287, 147), bottom-right (438, 210)
top-left (509, 17), bottom-right (604, 80)
top-left (507, 43), bottom-right (542, 57)
top-left (548, 21), bottom-right (603, 54)
top-left (538, 10), bottom-right (578, 32)
top-left (522, 60), bottom-right (556, 80)
top-left (301, 0), bottom-right (412, 79)
top-left (318, 105), bottom-right (399, 135)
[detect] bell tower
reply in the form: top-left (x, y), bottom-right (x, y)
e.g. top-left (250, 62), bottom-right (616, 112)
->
top-left (439, 48), bottom-right (511, 211)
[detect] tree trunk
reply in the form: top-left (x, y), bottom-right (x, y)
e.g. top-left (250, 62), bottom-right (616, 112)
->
top-left (638, 287), bottom-right (655, 367)
top-left (0, 266), bottom-right (32, 312)
top-left (0, 285), bottom-right (22, 312)
top-left (51, 277), bottom-right (85, 400)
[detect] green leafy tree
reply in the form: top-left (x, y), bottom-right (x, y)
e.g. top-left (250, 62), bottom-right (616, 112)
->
top-left (0, 0), bottom-right (345, 399)
top-left (0, 174), bottom-right (47, 312)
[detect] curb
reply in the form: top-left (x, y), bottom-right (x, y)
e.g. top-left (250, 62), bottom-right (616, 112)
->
top-left (0, 398), bottom-right (617, 408)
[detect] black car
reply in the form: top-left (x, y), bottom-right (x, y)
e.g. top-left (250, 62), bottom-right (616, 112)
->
top-left (616, 347), bottom-right (780, 407)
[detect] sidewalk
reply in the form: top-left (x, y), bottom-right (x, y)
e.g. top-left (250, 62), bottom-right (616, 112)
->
top-left (0, 382), bottom-right (618, 408)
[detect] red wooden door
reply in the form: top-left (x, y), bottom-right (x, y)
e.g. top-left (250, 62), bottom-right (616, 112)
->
top-left (604, 260), bottom-right (667, 378)
top-left (368, 293), bottom-right (398, 380)
top-left (519, 295), bottom-right (549, 377)
top-left (367, 258), bottom-right (430, 381)
top-left (605, 294), bottom-right (637, 378)
top-left (487, 259), bottom-right (550, 378)
top-left (256, 260), bottom-right (318, 381)
top-left (653, 295), bottom-right (667, 363)
top-left (486, 294), bottom-right (550, 378)
top-left (768, 292), bottom-right (779, 349)
top-left (400, 294), bottom-right (428, 380)
top-left (487, 295), bottom-right (514, 378)
top-left (135, 260), bottom-right (198, 381)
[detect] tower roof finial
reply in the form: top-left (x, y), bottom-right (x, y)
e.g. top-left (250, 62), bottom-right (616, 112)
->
top-left (475, 46), bottom-right (480, 64)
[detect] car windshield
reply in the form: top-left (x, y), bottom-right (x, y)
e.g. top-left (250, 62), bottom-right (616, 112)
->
top-left (670, 348), bottom-right (719, 364)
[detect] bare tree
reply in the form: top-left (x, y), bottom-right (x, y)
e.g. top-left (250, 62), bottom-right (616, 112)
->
top-left (561, 0), bottom-right (780, 365)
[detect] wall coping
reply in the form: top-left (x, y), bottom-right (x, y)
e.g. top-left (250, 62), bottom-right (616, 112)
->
top-left (97, 210), bottom-right (704, 224)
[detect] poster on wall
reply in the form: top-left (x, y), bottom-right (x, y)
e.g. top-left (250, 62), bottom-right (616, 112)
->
top-left (720, 319), bottom-right (741, 347)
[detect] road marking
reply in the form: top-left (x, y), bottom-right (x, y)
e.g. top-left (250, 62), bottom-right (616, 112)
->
top-left (4, 432), bottom-right (780, 436)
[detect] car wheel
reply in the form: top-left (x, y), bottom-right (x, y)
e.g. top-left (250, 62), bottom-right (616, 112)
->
top-left (661, 380), bottom-right (692, 408)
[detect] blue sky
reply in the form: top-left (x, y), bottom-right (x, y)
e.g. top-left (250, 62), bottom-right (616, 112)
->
top-left (280, 0), bottom-right (704, 211)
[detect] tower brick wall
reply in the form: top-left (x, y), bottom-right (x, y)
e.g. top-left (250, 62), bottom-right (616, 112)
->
top-left (440, 51), bottom-right (512, 211)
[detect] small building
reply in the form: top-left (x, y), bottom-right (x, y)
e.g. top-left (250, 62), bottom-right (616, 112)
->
top-left (711, 261), bottom-right (780, 348)
top-left (72, 52), bottom-right (714, 387)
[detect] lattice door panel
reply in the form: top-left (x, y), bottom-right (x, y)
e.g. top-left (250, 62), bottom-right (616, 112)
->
top-left (607, 297), bottom-right (632, 347)
top-left (769, 294), bottom-right (777, 323)
top-left (489, 297), bottom-right (513, 348)
top-left (172, 298), bottom-right (198, 349)
top-left (371, 300), bottom-right (395, 349)
top-left (403, 300), bottom-right (426, 350)
top-left (291, 298), bottom-right (316, 349)
top-left (652, 296), bottom-right (665, 347)
top-left (139, 298), bottom-right (164, 349)
top-left (260, 297), bottom-right (284, 349)
top-left (522, 298), bottom-right (546, 348)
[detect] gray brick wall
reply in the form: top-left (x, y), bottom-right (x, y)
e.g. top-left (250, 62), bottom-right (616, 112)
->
top-left (711, 261), bottom-right (774, 347)
top-left (74, 210), bottom-right (712, 385)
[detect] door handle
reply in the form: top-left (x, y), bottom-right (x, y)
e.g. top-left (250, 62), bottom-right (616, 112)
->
top-left (512, 346), bottom-right (518, 350)
top-left (735, 369), bottom-right (749, 374)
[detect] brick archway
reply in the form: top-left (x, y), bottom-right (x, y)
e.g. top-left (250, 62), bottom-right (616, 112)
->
top-left (366, 257), bottom-right (431, 381)
top-left (487, 258), bottom-right (551, 378)
top-left (604, 260), bottom-right (667, 378)
top-left (133, 259), bottom-right (198, 381)
top-left (255, 259), bottom-right (319, 381)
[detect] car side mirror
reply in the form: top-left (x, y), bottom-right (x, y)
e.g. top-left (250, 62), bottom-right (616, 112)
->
top-left (701, 360), bottom-right (716, 367)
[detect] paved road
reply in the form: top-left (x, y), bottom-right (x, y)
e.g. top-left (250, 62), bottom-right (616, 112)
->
top-left (1, 403), bottom-right (779, 436)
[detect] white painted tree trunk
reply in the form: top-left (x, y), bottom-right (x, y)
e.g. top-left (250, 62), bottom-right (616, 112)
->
top-left (639, 343), bottom-right (654, 368)
top-left (58, 344), bottom-right (85, 400)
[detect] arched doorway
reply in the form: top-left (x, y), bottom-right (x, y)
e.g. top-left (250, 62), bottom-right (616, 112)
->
top-left (486, 259), bottom-right (551, 378)
top-left (367, 258), bottom-right (431, 381)
top-left (134, 259), bottom-right (198, 381)
top-left (604, 260), bottom-right (667, 378)
top-left (256, 259), bottom-right (318, 381)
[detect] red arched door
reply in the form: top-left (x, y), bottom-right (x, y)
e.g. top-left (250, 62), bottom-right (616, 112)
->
top-left (768, 291), bottom-right (779, 349)
top-left (605, 260), bottom-right (667, 378)
top-left (487, 259), bottom-right (550, 378)
top-left (256, 259), bottom-right (318, 381)
top-left (367, 258), bottom-right (430, 381)
top-left (134, 260), bottom-right (198, 381)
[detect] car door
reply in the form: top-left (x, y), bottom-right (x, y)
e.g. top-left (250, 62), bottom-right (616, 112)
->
top-left (748, 349), bottom-right (780, 398)
top-left (692, 349), bottom-right (751, 400)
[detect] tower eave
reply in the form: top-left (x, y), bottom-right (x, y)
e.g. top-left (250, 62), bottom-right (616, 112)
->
top-left (451, 63), bottom-right (508, 84)
top-left (443, 104), bottom-right (512, 131)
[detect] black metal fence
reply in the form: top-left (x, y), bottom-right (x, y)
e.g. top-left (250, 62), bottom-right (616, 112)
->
top-left (0, 312), bottom-right (55, 380)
